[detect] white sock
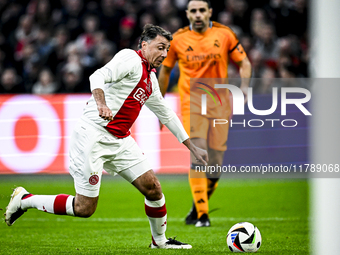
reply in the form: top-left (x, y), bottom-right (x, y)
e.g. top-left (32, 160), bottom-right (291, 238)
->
top-left (145, 194), bottom-right (167, 246)
top-left (21, 194), bottom-right (74, 216)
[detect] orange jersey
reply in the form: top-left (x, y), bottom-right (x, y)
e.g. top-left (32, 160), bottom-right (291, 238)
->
top-left (163, 22), bottom-right (247, 116)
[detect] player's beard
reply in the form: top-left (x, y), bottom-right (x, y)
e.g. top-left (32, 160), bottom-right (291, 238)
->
top-left (193, 20), bottom-right (207, 32)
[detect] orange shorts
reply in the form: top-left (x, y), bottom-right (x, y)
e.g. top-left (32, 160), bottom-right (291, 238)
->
top-left (182, 113), bottom-right (229, 151)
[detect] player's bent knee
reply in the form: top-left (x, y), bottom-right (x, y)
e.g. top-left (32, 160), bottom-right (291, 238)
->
top-left (133, 170), bottom-right (163, 200)
top-left (147, 182), bottom-right (162, 201)
top-left (143, 179), bottom-right (162, 201)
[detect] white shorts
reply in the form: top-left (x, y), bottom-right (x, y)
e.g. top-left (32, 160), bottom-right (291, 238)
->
top-left (68, 117), bottom-right (151, 197)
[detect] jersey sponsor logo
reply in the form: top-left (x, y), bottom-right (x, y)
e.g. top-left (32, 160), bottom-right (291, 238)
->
top-left (186, 53), bottom-right (221, 62)
top-left (133, 87), bottom-right (148, 105)
top-left (185, 46), bottom-right (194, 52)
top-left (214, 40), bottom-right (220, 47)
top-left (89, 174), bottom-right (99, 185)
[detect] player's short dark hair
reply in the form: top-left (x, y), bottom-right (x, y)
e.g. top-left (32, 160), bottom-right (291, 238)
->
top-left (187, 0), bottom-right (211, 8)
top-left (138, 24), bottom-right (172, 49)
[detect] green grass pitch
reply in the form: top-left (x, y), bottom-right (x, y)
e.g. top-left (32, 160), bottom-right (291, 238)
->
top-left (0, 175), bottom-right (309, 254)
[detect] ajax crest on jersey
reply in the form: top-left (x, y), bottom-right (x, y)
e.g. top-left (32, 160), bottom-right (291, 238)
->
top-left (226, 222), bottom-right (262, 253)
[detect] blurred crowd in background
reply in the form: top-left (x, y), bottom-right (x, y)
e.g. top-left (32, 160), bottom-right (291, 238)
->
top-left (0, 0), bottom-right (308, 95)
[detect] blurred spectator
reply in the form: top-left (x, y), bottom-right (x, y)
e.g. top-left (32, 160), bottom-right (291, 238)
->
top-left (99, 0), bottom-right (125, 44)
top-left (60, 0), bottom-right (85, 41)
top-left (93, 31), bottom-right (116, 66)
top-left (27, 0), bottom-right (53, 29)
top-left (253, 66), bottom-right (278, 94)
top-left (217, 11), bottom-right (242, 38)
top-left (1, 0), bottom-right (25, 39)
top-left (64, 41), bottom-right (95, 69)
top-left (58, 62), bottom-right (86, 93)
top-left (117, 15), bottom-right (136, 50)
top-left (250, 8), bottom-right (266, 38)
top-left (19, 42), bottom-right (41, 92)
top-left (239, 34), bottom-right (253, 53)
top-left (289, 0), bottom-right (308, 38)
top-left (14, 14), bottom-right (39, 61)
top-left (0, 45), bottom-right (9, 75)
top-left (36, 26), bottom-right (54, 63)
top-left (254, 23), bottom-right (279, 67)
top-left (225, 0), bottom-right (251, 34)
top-left (32, 68), bottom-right (58, 94)
top-left (75, 14), bottom-right (100, 55)
top-left (161, 16), bottom-right (182, 34)
top-left (132, 12), bottom-right (156, 46)
top-left (279, 63), bottom-right (299, 79)
top-left (228, 65), bottom-right (240, 79)
top-left (54, 42), bottom-right (88, 93)
top-left (264, 0), bottom-right (292, 37)
top-left (0, 68), bottom-right (25, 93)
top-left (46, 25), bottom-right (70, 74)
top-left (156, 0), bottom-right (178, 24)
top-left (122, 0), bottom-right (140, 17)
top-left (249, 49), bottom-right (265, 78)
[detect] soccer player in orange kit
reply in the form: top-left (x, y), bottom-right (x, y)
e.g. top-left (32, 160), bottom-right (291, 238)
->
top-left (158, 0), bottom-right (252, 227)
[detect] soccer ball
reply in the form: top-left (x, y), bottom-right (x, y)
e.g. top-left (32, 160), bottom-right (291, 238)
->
top-left (226, 222), bottom-right (262, 253)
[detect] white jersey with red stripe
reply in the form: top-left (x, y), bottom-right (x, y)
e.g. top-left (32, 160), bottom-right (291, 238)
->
top-left (83, 48), bottom-right (188, 142)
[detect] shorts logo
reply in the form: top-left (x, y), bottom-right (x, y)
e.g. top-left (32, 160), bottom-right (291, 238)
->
top-left (89, 175), bottom-right (99, 185)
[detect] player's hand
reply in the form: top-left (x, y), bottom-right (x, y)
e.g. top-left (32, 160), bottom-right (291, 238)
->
top-left (192, 145), bottom-right (208, 166)
top-left (182, 139), bottom-right (208, 165)
top-left (97, 104), bottom-right (113, 121)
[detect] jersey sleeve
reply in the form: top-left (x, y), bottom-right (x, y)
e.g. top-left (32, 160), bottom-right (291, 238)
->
top-left (89, 49), bottom-right (139, 91)
top-left (145, 73), bottom-right (189, 143)
top-left (162, 38), bottom-right (178, 68)
top-left (228, 32), bottom-right (247, 63)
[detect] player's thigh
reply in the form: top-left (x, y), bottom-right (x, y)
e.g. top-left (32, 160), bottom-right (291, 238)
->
top-left (189, 114), bottom-right (209, 140)
top-left (69, 121), bottom-right (106, 198)
top-left (104, 135), bottom-right (151, 183)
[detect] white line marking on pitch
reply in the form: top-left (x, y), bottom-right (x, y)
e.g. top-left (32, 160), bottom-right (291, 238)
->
top-left (22, 217), bottom-right (302, 222)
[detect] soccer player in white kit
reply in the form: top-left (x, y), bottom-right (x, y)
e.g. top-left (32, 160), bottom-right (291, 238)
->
top-left (5, 24), bottom-right (208, 249)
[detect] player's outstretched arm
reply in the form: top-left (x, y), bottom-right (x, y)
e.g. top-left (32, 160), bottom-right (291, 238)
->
top-left (183, 138), bottom-right (208, 166)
